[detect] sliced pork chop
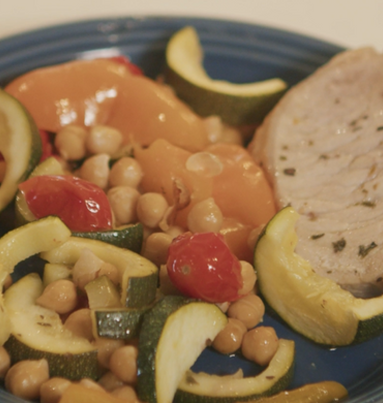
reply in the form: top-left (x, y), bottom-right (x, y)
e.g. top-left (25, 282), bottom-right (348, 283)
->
top-left (250, 47), bottom-right (383, 297)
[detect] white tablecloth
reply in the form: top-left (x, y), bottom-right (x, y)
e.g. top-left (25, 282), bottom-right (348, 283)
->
top-left (1, 0), bottom-right (382, 50)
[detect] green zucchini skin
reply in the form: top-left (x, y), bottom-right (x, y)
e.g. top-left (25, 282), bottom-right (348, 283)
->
top-left (92, 305), bottom-right (154, 340)
top-left (4, 335), bottom-right (99, 381)
top-left (163, 27), bottom-right (287, 127)
top-left (72, 223), bottom-right (144, 253)
top-left (124, 272), bottom-right (158, 308)
top-left (137, 295), bottom-right (227, 403)
top-left (137, 296), bottom-right (189, 403)
top-left (164, 67), bottom-right (286, 126)
top-left (355, 314), bottom-right (383, 344)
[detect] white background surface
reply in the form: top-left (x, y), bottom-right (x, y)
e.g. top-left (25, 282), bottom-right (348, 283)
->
top-left (1, 0), bottom-right (382, 50)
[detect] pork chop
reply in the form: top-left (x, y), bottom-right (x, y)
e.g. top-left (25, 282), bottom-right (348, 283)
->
top-left (249, 47), bottom-right (383, 297)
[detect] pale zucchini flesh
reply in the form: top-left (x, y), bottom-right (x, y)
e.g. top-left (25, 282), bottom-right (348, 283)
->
top-left (137, 295), bottom-right (227, 403)
top-left (0, 88), bottom-right (42, 212)
top-left (175, 339), bottom-right (295, 403)
top-left (254, 381), bottom-right (348, 403)
top-left (0, 216), bottom-right (71, 346)
top-left (4, 273), bottom-right (98, 380)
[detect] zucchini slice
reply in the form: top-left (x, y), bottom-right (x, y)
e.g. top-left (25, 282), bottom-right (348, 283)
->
top-left (164, 26), bottom-right (287, 126)
top-left (85, 275), bottom-right (122, 309)
top-left (175, 339), bottom-right (295, 403)
top-left (4, 273), bottom-right (98, 380)
top-left (255, 206), bottom-right (383, 345)
top-left (43, 263), bottom-right (72, 286)
top-left (72, 223), bottom-right (144, 253)
top-left (0, 216), bottom-right (71, 346)
top-left (40, 236), bottom-right (158, 308)
top-left (0, 88), bottom-right (42, 212)
top-left (137, 295), bottom-right (227, 403)
top-left (254, 381), bottom-right (347, 403)
top-left (91, 304), bottom-right (154, 340)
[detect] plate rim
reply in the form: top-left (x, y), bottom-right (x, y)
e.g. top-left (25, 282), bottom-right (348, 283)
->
top-left (0, 14), bottom-right (381, 403)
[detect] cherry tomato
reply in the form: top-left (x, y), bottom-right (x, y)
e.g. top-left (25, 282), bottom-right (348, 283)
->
top-left (108, 56), bottom-right (144, 76)
top-left (18, 175), bottom-right (113, 232)
top-left (166, 232), bottom-right (243, 303)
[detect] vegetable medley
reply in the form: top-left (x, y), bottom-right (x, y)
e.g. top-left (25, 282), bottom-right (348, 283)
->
top-left (0, 27), bottom-right (348, 403)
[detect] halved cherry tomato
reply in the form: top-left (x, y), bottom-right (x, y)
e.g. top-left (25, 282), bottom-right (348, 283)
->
top-left (166, 232), bottom-right (243, 303)
top-left (18, 175), bottom-right (113, 232)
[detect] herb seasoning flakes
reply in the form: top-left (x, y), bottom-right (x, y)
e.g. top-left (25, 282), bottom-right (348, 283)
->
top-left (358, 242), bottom-right (377, 258)
top-left (332, 238), bottom-right (346, 253)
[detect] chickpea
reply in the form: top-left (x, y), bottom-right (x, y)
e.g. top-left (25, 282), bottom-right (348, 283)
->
top-left (220, 124), bottom-right (243, 145)
top-left (79, 153), bottom-right (110, 190)
top-left (187, 197), bottom-right (223, 233)
top-left (54, 125), bottom-right (88, 161)
top-left (40, 377), bottom-right (71, 403)
top-left (64, 308), bottom-right (94, 341)
top-left (80, 378), bottom-right (105, 392)
top-left (92, 338), bottom-right (125, 369)
top-left (86, 125), bottom-right (123, 155)
top-left (238, 261), bottom-right (257, 296)
top-left (111, 385), bottom-right (139, 402)
top-left (107, 186), bottom-right (140, 226)
top-left (5, 359), bottom-right (49, 400)
top-left (35, 279), bottom-right (77, 314)
top-left (241, 326), bottom-right (279, 366)
top-left (98, 371), bottom-right (124, 391)
top-left (227, 294), bottom-right (265, 329)
top-left (0, 346), bottom-right (10, 379)
top-left (72, 248), bottom-right (104, 290)
top-left (109, 157), bottom-right (143, 189)
top-left (136, 192), bottom-right (169, 229)
top-left (98, 262), bottom-right (120, 285)
top-left (142, 225), bottom-right (154, 243)
top-left (212, 318), bottom-right (247, 354)
top-left (165, 225), bottom-right (185, 239)
top-left (109, 345), bottom-right (138, 384)
top-left (143, 232), bottom-right (172, 266)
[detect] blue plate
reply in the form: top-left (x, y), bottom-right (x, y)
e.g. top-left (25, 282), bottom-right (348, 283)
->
top-left (0, 16), bottom-right (382, 403)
